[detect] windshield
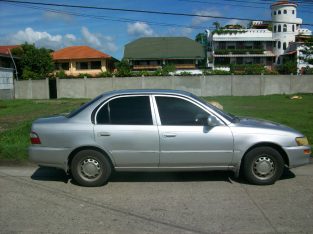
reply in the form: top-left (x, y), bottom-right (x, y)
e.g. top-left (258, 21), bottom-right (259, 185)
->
top-left (191, 94), bottom-right (237, 123)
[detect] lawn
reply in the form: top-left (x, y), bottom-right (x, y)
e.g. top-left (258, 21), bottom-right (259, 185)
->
top-left (0, 95), bottom-right (312, 162)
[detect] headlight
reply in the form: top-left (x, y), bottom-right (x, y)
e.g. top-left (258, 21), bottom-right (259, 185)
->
top-left (296, 137), bottom-right (309, 146)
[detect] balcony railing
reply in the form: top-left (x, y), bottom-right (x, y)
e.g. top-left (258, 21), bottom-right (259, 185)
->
top-left (214, 49), bottom-right (264, 55)
top-left (133, 65), bottom-right (162, 70)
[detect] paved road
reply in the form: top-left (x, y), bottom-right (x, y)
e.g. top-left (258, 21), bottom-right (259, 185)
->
top-left (1, 164), bottom-right (313, 234)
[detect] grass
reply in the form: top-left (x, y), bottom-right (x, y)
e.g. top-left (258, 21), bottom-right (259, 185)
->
top-left (0, 95), bottom-right (312, 162)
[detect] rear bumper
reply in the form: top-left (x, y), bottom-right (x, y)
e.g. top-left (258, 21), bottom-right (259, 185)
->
top-left (28, 146), bottom-right (71, 171)
top-left (283, 146), bottom-right (312, 168)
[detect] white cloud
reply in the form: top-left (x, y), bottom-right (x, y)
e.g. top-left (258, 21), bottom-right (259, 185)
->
top-left (192, 9), bottom-right (221, 26)
top-left (3, 27), bottom-right (118, 53)
top-left (226, 19), bottom-right (248, 28)
top-left (65, 34), bottom-right (76, 41)
top-left (81, 26), bottom-right (117, 52)
top-left (10, 27), bottom-right (62, 44)
top-left (127, 22), bottom-right (155, 37)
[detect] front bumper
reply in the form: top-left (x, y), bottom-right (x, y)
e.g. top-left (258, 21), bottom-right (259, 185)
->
top-left (28, 146), bottom-right (71, 172)
top-left (283, 146), bottom-right (312, 168)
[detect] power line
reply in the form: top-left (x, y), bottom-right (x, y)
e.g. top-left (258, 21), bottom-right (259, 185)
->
top-left (1, 0), bottom-right (313, 26)
top-left (6, 2), bottom-right (211, 31)
top-left (179, 0), bottom-right (313, 13)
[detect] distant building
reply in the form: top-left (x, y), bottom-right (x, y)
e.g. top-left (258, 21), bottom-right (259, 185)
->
top-left (206, 1), bottom-right (312, 73)
top-left (52, 46), bottom-right (116, 77)
top-left (0, 45), bottom-right (19, 69)
top-left (123, 37), bottom-right (205, 72)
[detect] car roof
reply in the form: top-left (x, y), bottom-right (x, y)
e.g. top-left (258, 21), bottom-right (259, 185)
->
top-left (102, 89), bottom-right (193, 98)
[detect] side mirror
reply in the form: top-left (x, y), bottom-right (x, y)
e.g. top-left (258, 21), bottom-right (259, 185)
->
top-left (207, 116), bottom-right (220, 127)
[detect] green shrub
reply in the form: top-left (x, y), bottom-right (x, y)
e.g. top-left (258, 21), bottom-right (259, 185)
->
top-left (230, 64), bottom-right (266, 75)
top-left (78, 73), bottom-right (92, 78)
top-left (22, 67), bottom-right (42, 80)
top-left (303, 67), bottom-right (313, 74)
top-left (202, 69), bottom-right (231, 75)
top-left (276, 59), bottom-right (297, 74)
top-left (178, 71), bottom-right (193, 76)
top-left (96, 71), bottom-right (112, 78)
top-left (55, 70), bottom-right (67, 78)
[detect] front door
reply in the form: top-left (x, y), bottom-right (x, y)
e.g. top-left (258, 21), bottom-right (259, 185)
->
top-left (154, 95), bottom-right (234, 167)
top-left (94, 95), bottom-right (159, 168)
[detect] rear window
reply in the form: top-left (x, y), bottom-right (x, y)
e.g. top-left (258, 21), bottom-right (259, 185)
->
top-left (67, 94), bottom-right (103, 118)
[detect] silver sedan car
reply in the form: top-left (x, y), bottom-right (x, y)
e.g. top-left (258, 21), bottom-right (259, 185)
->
top-left (29, 89), bottom-right (311, 187)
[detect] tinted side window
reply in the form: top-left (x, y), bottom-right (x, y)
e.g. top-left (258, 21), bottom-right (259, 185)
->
top-left (97, 96), bottom-right (153, 125)
top-left (156, 96), bottom-right (210, 126)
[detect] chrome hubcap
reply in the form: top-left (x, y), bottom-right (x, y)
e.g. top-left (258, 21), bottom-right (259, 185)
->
top-left (80, 158), bottom-right (101, 179)
top-left (253, 155), bottom-right (275, 180)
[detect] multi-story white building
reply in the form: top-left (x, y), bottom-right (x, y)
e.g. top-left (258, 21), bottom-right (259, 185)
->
top-left (206, 1), bottom-right (312, 73)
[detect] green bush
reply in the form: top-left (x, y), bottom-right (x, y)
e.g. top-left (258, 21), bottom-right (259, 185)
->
top-left (276, 59), bottom-right (297, 74)
top-left (55, 70), bottom-right (67, 78)
top-left (96, 71), bottom-right (112, 78)
top-left (303, 67), bottom-right (313, 74)
top-left (202, 69), bottom-right (231, 75)
top-left (78, 73), bottom-right (92, 78)
top-left (22, 67), bottom-right (41, 80)
top-left (177, 71), bottom-right (193, 76)
top-left (230, 64), bottom-right (266, 75)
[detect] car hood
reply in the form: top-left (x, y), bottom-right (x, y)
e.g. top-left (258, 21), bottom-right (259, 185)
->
top-left (234, 117), bottom-right (300, 134)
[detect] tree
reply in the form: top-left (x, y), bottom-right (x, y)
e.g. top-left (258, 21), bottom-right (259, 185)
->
top-left (277, 58), bottom-right (297, 74)
top-left (114, 59), bottom-right (132, 77)
top-left (300, 38), bottom-right (313, 65)
top-left (195, 33), bottom-right (207, 46)
top-left (213, 21), bottom-right (221, 30)
top-left (11, 43), bottom-right (54, 80)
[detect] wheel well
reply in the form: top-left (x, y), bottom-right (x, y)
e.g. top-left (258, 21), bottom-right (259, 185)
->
top-left (67, 146), bottom-right (114, 173)
top-left (240, 143), bottom-right (289, 170)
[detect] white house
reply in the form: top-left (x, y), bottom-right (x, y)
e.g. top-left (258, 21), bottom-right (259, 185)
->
top-left (206, 1), bottom-right (312, 73)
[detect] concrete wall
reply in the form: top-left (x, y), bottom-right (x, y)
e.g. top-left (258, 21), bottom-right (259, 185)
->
top-left (56, 75), bottom-right (313, 99)
top-left (11, 75), bottom-right (313, 99)
top-left (14, 78), bottom-right (49, 99)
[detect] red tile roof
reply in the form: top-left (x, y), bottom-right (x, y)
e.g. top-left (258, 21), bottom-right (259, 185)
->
top-left (52, 46), bottom-right (111, 60)
top-left (0, 45), bottom-right (20, 55)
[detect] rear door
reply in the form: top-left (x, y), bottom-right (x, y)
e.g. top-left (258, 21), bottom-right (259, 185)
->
top-left (94, 95), bottom-right (159, 168)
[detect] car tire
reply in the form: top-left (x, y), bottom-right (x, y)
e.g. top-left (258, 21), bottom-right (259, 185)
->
top-left (243, 146), bottom-right (284, 185)
top-left (71, 149), bottom-right (112, 187)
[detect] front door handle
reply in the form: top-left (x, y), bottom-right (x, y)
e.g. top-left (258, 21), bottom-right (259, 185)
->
top-left (99, 132), bottom-right (111, 136)
top-left (163, 133), bottom-right (177, 138)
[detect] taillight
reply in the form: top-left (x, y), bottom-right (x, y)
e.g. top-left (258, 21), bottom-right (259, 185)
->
top-left (30, 132), bottom-right (41, 144)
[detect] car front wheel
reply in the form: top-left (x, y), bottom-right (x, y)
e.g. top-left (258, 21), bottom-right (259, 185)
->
top-left (71, 149), bottom-right (112, 187)
top-left (243, 146), bottom-right (284, 185)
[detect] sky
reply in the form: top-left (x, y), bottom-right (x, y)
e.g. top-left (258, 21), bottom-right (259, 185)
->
top-left (0, 0), bottom-right (312, 60)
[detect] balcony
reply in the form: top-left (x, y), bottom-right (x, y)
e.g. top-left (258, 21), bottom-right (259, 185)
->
top-left (133, 65), bottom-right (162, 70)
top-left (215, 48), bottom-right (264, 55)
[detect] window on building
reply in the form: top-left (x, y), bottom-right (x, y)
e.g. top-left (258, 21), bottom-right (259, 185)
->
top-left (253, 41), bottom-right (262, 49)
top-left (253, 57), bottom-right (261, 64)
top-left (292, 25), bottom-right (295, 32)
top-left (283, 42), bottom-right (287, 50)
top-left (278, 41), bottom-right (281, 49)
top-left (273, 41), bottom-right (276, 48)
top-left (278, 25), bottom-right (281, 32)
top-left (284, 10), bottom-right (287, 14)
top-left (274, 25), bottom-right (277, 32)
top-left (283, 24), bottom-right (287, 32)
top-left (274, 11), bottom-right (277, 15)
top-left (90, 61), bottom-right (101, 69)
top-left (292, 10), bottom-right (295, 14)
top-left (278, 10), bottom-right (281, 14)
top-left (96, 96), bottom-right (153, 125)
top-left (54, 62), bottom-right (60, 70)
top-left (61, 62), bottom-right (69, 70)
top-left (77, 62), bottom-right (88, 70)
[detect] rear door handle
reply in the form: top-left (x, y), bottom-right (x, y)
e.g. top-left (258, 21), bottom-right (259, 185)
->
top-left (99, 132), bottom-right (111, 136)
top-left (163, 133), bottom-right (177, 138)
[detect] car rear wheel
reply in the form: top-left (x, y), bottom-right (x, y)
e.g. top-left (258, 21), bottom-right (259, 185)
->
top-left (71, 149), bottom-right (112, 187)
top-left (243, 146), bottom-right (284, 185)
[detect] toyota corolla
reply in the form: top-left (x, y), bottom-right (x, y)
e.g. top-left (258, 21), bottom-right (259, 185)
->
top-left (29, 89), bottom-right (311, 187)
